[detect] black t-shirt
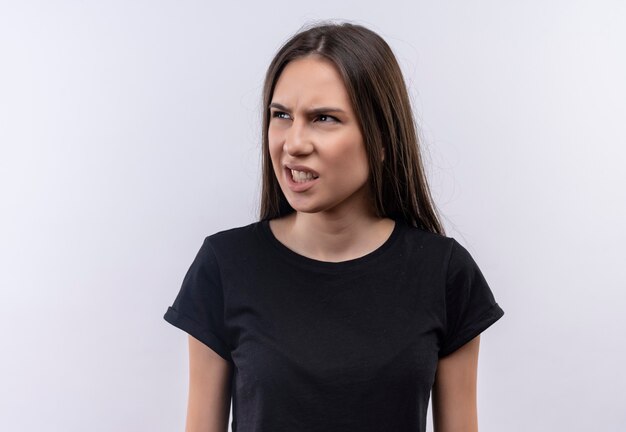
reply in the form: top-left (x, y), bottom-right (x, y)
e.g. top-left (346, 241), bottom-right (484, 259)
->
top-left (164, 217), bottom-right (504, 431)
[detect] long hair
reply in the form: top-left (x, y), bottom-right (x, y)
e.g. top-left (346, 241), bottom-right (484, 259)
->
top-left (258, 21), bottom-right (445, 235)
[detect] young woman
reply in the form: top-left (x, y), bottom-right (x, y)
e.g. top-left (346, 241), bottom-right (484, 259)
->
top-left (164, 21), bottom-right (504, 432)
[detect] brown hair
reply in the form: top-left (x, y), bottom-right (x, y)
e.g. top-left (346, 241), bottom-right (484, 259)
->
top-left (258, 21), bottom-right (445, 235)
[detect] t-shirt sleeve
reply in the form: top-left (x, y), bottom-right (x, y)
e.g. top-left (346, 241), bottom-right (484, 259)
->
top-left (163, 237), bottom-right (232, 363)
top-left (438, 238), bottom-right (505, 358)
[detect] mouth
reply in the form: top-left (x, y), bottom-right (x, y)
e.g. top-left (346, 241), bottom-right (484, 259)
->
top-left (287, 167), bottom-right (319, 182)
top-left (284, 167), bottom-right (319, 192)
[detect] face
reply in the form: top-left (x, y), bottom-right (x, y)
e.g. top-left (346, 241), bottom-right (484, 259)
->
top-left (268, 55), bottom-right (373, 217)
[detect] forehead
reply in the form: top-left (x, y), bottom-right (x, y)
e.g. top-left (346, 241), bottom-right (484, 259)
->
top-left (271, 55), bottom-right (351, 109)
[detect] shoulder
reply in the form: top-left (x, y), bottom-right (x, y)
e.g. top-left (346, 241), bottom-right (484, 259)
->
top-left (202, 220), bottom-right (263, 256)
top-left (400, 220), bottom-right (457, 259)
top-left (398, 221), bottom-right (485, 280)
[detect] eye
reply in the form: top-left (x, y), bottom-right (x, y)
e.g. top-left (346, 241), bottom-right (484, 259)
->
top-left (316, 114), bottom-right (339, 123)
top-left (271, 111), bottom-right (291, 120)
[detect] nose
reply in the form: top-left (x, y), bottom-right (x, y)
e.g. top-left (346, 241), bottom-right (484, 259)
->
top-left (284, 117), bottom-right (313, 156)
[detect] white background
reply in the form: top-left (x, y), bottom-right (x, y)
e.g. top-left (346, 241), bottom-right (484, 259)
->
top-left (1, 1), bottom-right (625, 431)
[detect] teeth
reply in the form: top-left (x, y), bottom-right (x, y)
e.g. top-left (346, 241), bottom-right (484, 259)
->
top-left (290, 169), bottom-right (318, 183)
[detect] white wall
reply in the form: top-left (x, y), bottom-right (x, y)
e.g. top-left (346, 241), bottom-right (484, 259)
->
top-left (1, 1), bottom-right (624, 431)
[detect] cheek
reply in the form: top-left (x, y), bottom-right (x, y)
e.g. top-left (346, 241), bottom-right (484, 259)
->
top-left (267, 131), bottom-right (280, 158)
top-left (267, 147), bottom-right (280, 179)
top-left (335, 136), bottom-right (368, 172)
top-left (345, 147), bottom-right (370, 183)
top-left (268, 121), bottom-right (284, 141)
top-left (268, 127), bottom-right (283, 158)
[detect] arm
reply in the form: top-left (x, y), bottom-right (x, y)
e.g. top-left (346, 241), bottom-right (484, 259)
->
top-left (432, 334), bottom-right (481, 432)
top-left (185, 335), bottom-right (233, 432)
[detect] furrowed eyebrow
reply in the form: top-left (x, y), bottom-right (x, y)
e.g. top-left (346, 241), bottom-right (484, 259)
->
top-left (269, 102), bottom-right (346, 116)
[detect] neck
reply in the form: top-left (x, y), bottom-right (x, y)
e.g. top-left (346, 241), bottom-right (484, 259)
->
top-left (281, 210), bottom-right (394, 262)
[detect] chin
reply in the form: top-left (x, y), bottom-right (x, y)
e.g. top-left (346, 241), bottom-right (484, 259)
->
top-left (286, 203), bottom-right (318, 214)
top-left (290, 198), bottom-right (357, 216)
top-left (284, 199), bottom-right (325, 214)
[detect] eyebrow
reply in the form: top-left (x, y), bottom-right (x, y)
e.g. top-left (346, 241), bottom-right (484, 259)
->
top-left (269, 102), bottom-right (346, 115)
